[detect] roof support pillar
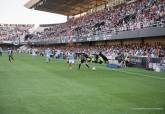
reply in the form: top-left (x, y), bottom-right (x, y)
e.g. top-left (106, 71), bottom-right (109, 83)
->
top-left (67, 16), bottom-right (69, 21)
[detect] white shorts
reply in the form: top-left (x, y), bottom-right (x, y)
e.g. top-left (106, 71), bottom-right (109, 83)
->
top-left (46, 55), bottom-right (50, 58)
top-left (69, 60), bottom-right (75, 64)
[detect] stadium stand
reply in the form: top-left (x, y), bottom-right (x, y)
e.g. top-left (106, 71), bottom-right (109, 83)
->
top-left (0, 24), bottom-right (34, 41)
top-left (31, 43), bottom-right (164, 58)
top-left (26, 0), bottom-right (165, 42)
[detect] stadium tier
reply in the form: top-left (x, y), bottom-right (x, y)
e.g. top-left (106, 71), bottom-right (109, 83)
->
top-left (23, 0), bottom-right (165, 44)
top-left (0, 0), bottom-right (165, 45)
top-left (0, 24), bottom-right (34, 43)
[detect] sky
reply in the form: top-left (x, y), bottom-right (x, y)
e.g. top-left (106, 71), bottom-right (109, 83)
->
top-left (0, 0), bottom-right (67, 25)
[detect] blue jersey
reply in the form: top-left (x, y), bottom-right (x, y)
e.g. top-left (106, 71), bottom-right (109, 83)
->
top-left (45, 49), bottom-right (51, 57)
top-left (68, 53), bottom-right (74, 60)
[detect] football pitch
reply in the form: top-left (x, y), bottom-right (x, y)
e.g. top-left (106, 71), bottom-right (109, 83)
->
top-left (0, 54), bottom-right (165, 114)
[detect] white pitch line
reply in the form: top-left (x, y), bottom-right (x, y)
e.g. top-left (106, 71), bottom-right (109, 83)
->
top-left (109, 69), bottom-right (165, 80)
top-left (132, 108), bottom-right (163, 110)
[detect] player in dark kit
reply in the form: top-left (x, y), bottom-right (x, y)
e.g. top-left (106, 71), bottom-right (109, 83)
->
top-left (78, 53), bottom-right (90, 69)
top-left (8, 48), bottom-right (14, 62)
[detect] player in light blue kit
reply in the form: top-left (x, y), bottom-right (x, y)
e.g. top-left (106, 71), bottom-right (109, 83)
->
top-left (67, 51), bottom-right (75, 69)
top-left (45, 48), bottom-right (51, 63)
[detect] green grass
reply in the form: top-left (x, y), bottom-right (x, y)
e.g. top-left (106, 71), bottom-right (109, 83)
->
top-left (0, 54), bottom-right (165, 114)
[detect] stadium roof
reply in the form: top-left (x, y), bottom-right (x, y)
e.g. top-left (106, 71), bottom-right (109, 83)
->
top-left (25, 0), bottom-right (108, 16)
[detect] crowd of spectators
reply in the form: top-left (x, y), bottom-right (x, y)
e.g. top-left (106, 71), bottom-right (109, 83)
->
top-left (34, 43), bottom-right (165, 59)
top-left (29, 0), bottom-right (165, 41)
top-left (0, 24), bottom-right (34, 41)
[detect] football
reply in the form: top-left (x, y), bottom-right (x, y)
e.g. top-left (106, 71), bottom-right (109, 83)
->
top-left (92, 67), bottom-right (96, 70)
